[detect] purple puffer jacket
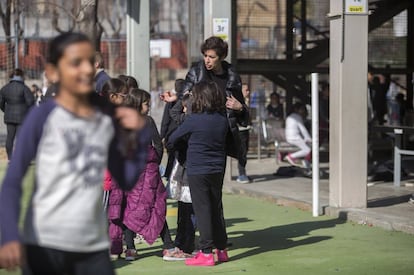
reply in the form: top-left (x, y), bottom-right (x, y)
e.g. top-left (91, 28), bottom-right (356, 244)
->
top-left (108, 146), bottom-right (167, 253)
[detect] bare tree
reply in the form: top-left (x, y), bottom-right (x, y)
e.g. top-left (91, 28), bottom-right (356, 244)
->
top-left (100, 0), bottom-right (124, 39)
top-left (99, 0), bottom-right (126, 75)
top-left (49, 0), bottom-right (102, 50)
top-left (51, 0), bottom-right (76, 33)
top-left (0, 0), bottom-right (16, 71)
top-left (175, 0), bottom-right (187, 39)
top-left (78, 0), bottom-right (101, 49)
top-left (150, 0), bottom-right (162, 35)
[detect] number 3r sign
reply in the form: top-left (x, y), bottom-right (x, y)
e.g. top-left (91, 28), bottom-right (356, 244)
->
top-left (213, 18), bottom-right (229, 42)
top-left (345, 0), bottom-right (367, 14)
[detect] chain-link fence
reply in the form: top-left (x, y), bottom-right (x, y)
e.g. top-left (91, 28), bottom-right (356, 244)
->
top-left (236, 0), bottom-right (409, 68)
top-left (236, 0), bottom-right (330, 60)
top-left (369, 10), bottom-right (407, 68)
top-left (0, 37), bottom-right (129, 88)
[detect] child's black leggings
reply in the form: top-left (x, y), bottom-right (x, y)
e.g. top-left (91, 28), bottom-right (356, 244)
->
top-left (174, 201), bottom-right (196, 253)
top-left (124, 221), bottom-right (174, 250)
top-left (188, 173), bottom-right (227, 254)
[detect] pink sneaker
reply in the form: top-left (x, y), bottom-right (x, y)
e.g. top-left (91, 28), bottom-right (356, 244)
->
top-left (284, 154), bottom-right (299, 167)
top-left (215, 249), bottom-right (229, 262)
top-left (185, 251), bottom-right (215, 266)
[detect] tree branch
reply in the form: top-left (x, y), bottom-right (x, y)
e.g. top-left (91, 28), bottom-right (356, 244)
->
top-left (0, 0), bottom-right (12, 37)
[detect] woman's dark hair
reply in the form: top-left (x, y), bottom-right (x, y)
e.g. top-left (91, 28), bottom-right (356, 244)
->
top-left (9, 68), bottom-right (24, 78)
top-left (101, 78), bottom-right (127, 99)
top-left (47, 32), bottom-right (92, 66)
top-left (200, 36), bottom-right (228, 59)
top-left (124, 88), bottom-right (151, 113)
top-left (118, 75), bottom-right (139, 89)
top-left (191, 81), bottom-right (226, 114)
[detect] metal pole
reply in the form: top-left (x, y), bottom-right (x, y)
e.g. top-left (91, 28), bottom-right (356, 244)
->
top-left (257, 104), bottom-right (262, 160)
top-left (14, 21), bottom-right (19, 68)
top-left (311, 73), bottom-right (319, 217)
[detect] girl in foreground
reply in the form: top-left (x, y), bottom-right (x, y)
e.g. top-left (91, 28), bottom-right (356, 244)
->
top-left (167, 81), bottom-right (229, 266)
top-left (0, 32), bottom-right (150, 275)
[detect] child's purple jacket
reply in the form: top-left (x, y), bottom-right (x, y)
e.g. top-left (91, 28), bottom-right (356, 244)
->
top-left (108, 146), bottom-right (167, 249)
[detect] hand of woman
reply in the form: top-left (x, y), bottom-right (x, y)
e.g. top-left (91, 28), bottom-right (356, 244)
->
top-left (160, 91), bottom-right (177, 103)
top-left (0, 241), bottom-right (24, 271)
top-left (115, 107), bottom-right (147, 130)
top-left (226, 95), bottom-right (243, 111)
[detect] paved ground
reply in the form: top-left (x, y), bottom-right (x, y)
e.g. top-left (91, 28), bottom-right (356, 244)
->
top-left (224, 157), bottom-right (414, 234)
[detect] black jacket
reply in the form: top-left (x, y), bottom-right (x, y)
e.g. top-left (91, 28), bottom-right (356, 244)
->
top-left (173, 61), bottom-right (249, 158)
top-left (160, 101), bottom-right (179, 142)
top-left (0, 79), bottom-right (35, 124)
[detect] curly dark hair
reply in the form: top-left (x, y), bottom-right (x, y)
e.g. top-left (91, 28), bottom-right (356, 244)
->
top-left (200, 36), bottom-right (228, 59)
top-left (191, 81), bottom-right (226, 114)
top-left (124, 88), bottom-right (151, 113)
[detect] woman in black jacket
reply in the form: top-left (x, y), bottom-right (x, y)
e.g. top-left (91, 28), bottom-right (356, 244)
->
top-left (0, 69), bottom-right (35, 159)
top-left (164, 36), bottom-right (249, 158)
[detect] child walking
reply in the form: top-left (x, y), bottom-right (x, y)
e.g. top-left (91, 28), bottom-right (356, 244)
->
top-left (108, 88), bottom-right (189, 261)
top-left (167, 81), bottom-right (229, 266)
top-left (0, 33), bottom-right (150, 275)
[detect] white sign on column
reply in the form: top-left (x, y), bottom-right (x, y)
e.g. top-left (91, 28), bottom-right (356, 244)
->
top-left (213, 18), bottom-right (229, 42)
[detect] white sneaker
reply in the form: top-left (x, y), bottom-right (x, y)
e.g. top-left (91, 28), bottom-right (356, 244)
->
top-left (236, 175), bottom-right (250, 184)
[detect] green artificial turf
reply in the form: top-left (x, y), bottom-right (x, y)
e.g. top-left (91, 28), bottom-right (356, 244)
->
top-left (0, 164), bottom-right (413, 275)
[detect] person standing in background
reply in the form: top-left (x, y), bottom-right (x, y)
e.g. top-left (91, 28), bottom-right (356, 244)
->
top-left (94, 52), bottom-right (111, 94)
top-left (237, 83), bottom-right (251, 184)
top-left (0, 68), bottom-right (35, 160)
top-left (160, 79), bottom-right (185, 178)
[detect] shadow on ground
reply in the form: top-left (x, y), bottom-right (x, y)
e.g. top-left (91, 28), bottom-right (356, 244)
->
top-left (228, 218), bottom-right (345, 261)
top-left (367, 194), bottom-right (412, 208)
top-left (234, 167), bottom-right (330, 184)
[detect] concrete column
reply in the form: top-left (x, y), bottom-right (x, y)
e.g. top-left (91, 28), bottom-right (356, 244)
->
top-left (126, 0), bottom-right (150, 91)
top-left (329, 0), bottom-right (368, 208)
top-left (204, 0), bottom-right (232, 62)
top-left (188, 0), bottom-right (204, 65)
top-left (406, 5), bottom-right (413, 109)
